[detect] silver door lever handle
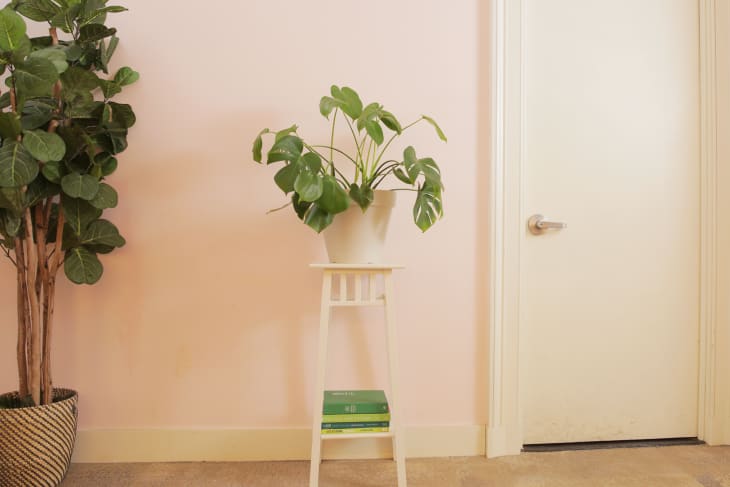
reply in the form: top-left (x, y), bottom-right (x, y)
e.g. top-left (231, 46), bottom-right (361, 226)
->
top-left (528, 214), bottom-right (567, 235)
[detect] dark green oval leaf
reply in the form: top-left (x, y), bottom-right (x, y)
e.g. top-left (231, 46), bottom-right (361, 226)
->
top-left (89, 182), bottom-right (117, 209)
top-left (0, 142), bottom-right (38, 188)
top-left (0, 7), bottom-right (27, 52)
top-left (61, 172), bottom-right (99, 200)
top-left (41, 160), bottom-right (64, 183)
top-left (23, 130), bottom-right (66, 162)
top-left (14, 57), bottom-right (58, 97)
top-left (80, 219), bottom-right (125, 247)
top-left (64, 246), bottom-right (102, 284)
top-left (0, 112), bottom-right (21, 139)
top-left (62, 195), bottom-right (101, 235)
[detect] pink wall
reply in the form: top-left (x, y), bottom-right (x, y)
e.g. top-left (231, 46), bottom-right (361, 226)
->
top-left (0, 0), bottom-right (489, 431)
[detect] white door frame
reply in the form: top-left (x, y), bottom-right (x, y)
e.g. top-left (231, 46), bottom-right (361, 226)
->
top-left (487, 0), bottom-right (728, 457)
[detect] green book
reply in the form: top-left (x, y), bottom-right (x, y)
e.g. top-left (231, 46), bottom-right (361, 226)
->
top-left (322, 421), bottom-right (389, 429)
top-left (321, 413), bottom-right (390, 423)
top-left (322, 427), bottom-right (389, 435)
top-left (323, 390), bottom-right (389, 415)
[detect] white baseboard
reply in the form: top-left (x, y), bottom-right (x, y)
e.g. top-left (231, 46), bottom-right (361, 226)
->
top-left (72, 425), bottom-right (486, 463)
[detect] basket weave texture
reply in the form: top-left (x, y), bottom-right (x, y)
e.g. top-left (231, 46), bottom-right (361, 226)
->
top-left (0, 389), bottom-right (78, 487)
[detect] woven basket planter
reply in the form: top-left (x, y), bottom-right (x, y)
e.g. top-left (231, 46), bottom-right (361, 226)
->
top-left (0, 388), bottom-right (78, 487)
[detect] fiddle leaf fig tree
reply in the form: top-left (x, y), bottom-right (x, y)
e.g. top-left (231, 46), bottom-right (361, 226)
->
top-left (0, 0), bottom-right (138, 407)
top-left (252, 85), bottom-right (447, 233)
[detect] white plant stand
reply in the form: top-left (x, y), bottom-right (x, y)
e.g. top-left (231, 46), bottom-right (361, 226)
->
top-left (309, 264), bottom-right (407, 487)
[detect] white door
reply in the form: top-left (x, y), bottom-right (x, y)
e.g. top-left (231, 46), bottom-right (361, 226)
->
top-left (522, 0), bottom-right (700, 444)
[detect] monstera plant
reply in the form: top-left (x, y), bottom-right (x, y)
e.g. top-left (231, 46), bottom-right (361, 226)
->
top-left (253, 85), bottom-right (447, 233)
top-left (0, 0), bottom-right (137, 409)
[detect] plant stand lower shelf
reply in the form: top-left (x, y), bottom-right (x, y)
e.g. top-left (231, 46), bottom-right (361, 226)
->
top-left (309, 264), bottom-right (407, 487)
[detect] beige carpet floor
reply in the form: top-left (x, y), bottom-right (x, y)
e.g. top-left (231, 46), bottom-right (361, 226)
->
top-left (62, 445), bottom-right (730, 486)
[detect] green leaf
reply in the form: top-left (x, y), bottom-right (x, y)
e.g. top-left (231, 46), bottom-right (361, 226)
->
top-left (16, 0), bottom-right (61, 22)
top-left (294, 171), bottom-right (323, 202)
top-left (98, 122), bottom-right (127, 154)
top-left (422, 115), bottom-right (447, 142)
top-left (62, 195), bottom-right (101, 235)
top-left (300, 152), bottom-right (321, 172)
top-left (356, 102), bottom-right (380, 131)
top-left (0, 112), bottom-right (21, 139)
top-left (99, 79), bottom-right (121, 99)
top-left (413, 182), bottom-right (443, 232)
top-left (22, 130), bottom-right (66, 162)
top-left (101, 103), bottom-right (111, 123)
top-left (50, 4), bottom-right (79, 34)
top-left (0, 186), bottom-right (23, 213)
top-left (319, 96), bottom-right (338, 119)
top-left (78, 23), bottom-right (116, 42)
top-left (274, 124), bottom-right (297, 142)
top-left (21, 98), bottom-right (55, 130)
top-left (303, 203), bottom-right (333, 233)
top-left (113, 66), bottom-right (139, 86)
top-left (266, 134), bottom-right (302, 164)
top-left (9, 34), bottom-right (30, 63)
top-left (99, 35), bottom-right (118, 72)
top-left (380, 110), bottom-right (402, 134)
top-left (60, 66), bottom-right (99, 92)
top-left (0, 142), bottom-right (38, 188)
top-left (14, 56), bottom-right (58, 97)
top-left (317, 175), bottom-right (349, 214)
top-left (273, 162), bottom-right (298, 194)
top-left (80, 218), bottom-right (124, 247)
top-left (64, 42), bottom-right (83, 61)
top-left (88, 182), bottom-right (117, 209)
top-left (41, 160), bottom-right (65, 183)
top-left (252, 128), bottom-right (269, 163)
top-left (291, 192), bottom-right (311, 220)
top-left (24, 176), bottom-right (56, 207)
top-left (81, 5), bottom-right (127, 26)
top-left (1, 209), bottom-right (21, 236)
top-left (61, 172), bottom-right (99, 200)
top-left (108, 102), bottom-right (135, 128)
top-left (348, 183), bottom-right (374, 211)
top-left (64, 246), bottom-right (102, 284)
top-left (330, 85), bottom-right (362, 119)
top-left (393, 167), bottom-right (413, 185)
top-left (0, 7), bottom-right (27, 52)
top-left (403, 146), bottom-right (442, 188)
top-left (95, 152), bottom-right (116, 176)
top-left (29, 46), bottom-right (68, 74)
top-left (364, 120), bottom-right (384, 145)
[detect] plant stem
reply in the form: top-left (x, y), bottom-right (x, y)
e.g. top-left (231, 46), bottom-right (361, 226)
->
top-left (329, 109), bottom-right (337, 171)
top-left (15, 238), bottom-right (28, 398)
top-left (373, 117), bottom-right (425, 170)
top-left (40, 28), bottom-right (63, 404)
top-left (23, 208), bottom-right (41, 406)
top-left (344, 116), bottom-right (363, 170)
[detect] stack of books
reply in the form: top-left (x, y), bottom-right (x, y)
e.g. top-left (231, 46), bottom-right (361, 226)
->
top-left (321, 390), bottom-right (390, 434)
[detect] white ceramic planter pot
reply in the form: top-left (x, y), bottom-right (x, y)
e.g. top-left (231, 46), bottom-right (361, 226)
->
top-left (323, 190), bottom-right (396, 263)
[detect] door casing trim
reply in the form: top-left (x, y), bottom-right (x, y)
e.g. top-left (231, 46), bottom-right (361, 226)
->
top-left (488, 0), bottom-right (726, 457)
